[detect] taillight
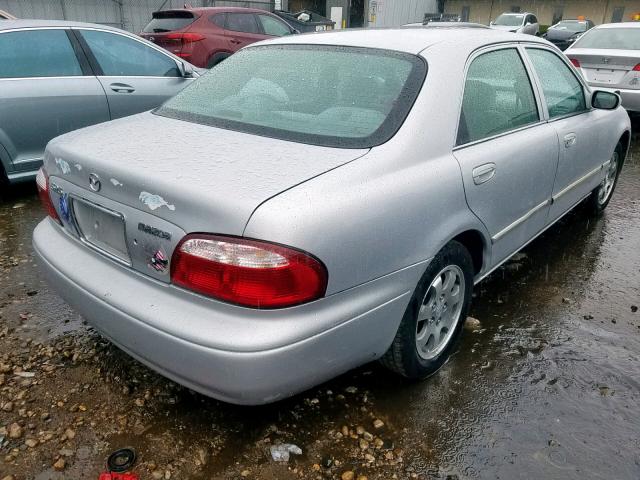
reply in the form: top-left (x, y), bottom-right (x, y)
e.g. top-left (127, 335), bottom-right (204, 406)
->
top-left (166, 32), bottom-right (205, 43)
top-left (569, 58), bottom-right (581, 68)
top-left (633, 63), bottom-right (640, 71)
top-left (35, 167), bottom-right (60, 223)
top-left (171, 234), bottom-right (327, 309)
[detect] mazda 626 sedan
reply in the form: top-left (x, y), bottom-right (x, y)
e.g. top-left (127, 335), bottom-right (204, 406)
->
top-left (33, 27), bottom-right (630, 404)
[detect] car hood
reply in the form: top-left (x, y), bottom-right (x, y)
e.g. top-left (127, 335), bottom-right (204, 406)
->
top-left (546, 28), bottom-right (579, 41)
top-left (490, 25), bottom-right (520, 32)
top-left (44, 112), bottom-right (369, 235)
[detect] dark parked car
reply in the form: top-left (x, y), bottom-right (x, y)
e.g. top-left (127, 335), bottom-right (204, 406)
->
top-left (140, 7), bottom-right (296, 68)
top-left (544, 19), bottom-right (595, 50)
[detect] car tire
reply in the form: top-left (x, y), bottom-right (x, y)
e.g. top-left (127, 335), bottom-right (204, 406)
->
top-left (380, 240), bottom-right (474, 379)
top-left (207, 53), bottom-right (230, 68)
top-left (587, 141), bottom-right (624, 215)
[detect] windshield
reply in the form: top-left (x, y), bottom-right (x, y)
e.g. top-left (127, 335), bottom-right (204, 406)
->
top-left (573, 28), bottom-right (640, 50)
top-left (552, 20), bottom-right (588, 32)
top-left (155, 45), bottom-right (427, 149)
top-left (143, 11), bottom-right (196, 33)
top-left (494, 14), bottom-right (524, 26)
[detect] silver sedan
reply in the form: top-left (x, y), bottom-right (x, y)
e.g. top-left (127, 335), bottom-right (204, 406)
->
top-left (566, 22), bottom-right (640, 112)
top-left (33, 28), bottom-right (630, 404)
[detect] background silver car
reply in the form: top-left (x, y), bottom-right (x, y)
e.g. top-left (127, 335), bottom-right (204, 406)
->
top-left (0, 20), bottom-right (200, 186)
top-left (566, 22), bottom-right (640, 112)
top-left (490, 12), bottom-right (539, 35)
top-left (34, 27), bottom-right (630, 404)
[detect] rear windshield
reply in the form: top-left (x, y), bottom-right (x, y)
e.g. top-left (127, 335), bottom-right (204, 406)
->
top-left (552, 21), bottom-right (588, 32)
top-left (143, 11), bottom-right (196, 33)
top-left (494, 14), bottom-right (523, 26)
top-left (574, 28), bottom-right (640, 50)
top-left (155, 45), bottom-right (427, 149)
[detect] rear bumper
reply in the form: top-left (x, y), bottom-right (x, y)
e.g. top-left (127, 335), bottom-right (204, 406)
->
top-left (33, 219), bottom-right (422, 404)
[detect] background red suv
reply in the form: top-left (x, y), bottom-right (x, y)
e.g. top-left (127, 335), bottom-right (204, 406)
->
top-left (140, 7), bottom-right (296, 68)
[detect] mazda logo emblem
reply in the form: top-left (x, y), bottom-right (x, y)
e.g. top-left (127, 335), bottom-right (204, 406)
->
top-left (88, 173), bottom-right (101, 192)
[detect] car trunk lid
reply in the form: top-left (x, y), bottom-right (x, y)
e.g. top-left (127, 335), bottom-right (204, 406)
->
top-left (43, 112), bottom-right (368, 282)
top-left (567, 48), bottom-right (640, 89)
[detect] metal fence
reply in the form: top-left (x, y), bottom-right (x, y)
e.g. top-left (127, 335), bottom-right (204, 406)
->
top-left (0, 0), bottom-right (275, 33)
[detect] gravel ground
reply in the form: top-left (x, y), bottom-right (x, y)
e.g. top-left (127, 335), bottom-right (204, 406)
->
top-left (1, 129), bottom-right (639, 480)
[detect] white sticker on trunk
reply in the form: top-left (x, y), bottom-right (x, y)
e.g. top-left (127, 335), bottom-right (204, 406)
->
top-left (139, 191), bottom-right (175, 211)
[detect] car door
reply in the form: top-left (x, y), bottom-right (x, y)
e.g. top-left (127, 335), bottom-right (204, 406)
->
top-left (224, 12), bottom-right (268, 50)
top-left (524, 47), bottom-right (614, 223)
top-left (75, 29), bottom-right (192, 120)
top-left (453, 46), bottom-right (559, 266)
top-left (0, 28), bottom-right (109, 177)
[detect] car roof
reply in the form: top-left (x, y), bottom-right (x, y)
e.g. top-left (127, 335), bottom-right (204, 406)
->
top-left (595, 21), bottom-right (640, 29)
top-left (402, 22), bottom-right (490, 29)
top-left (0, 19), bottom-right (126, 32)
top-left (165, 7), bottom-right (273, 14)
top-left (260, 26), bottom-right (548, 55)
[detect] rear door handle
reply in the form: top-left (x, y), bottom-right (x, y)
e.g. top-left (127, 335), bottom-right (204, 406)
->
top-left (564, 133), bottom-right (577, 148)
top-left (472, 163), bottom-right (496, 185)
top-left (110, 83), bottom-right (135, 93)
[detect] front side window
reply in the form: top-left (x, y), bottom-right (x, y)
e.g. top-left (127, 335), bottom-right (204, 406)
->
top-left (155, 45), bottom-right (427, 148)
top-left (258, 14), bottom-right (292, 36)
top-left (225, 13), bottom-right (260, 34)
top-left (458, 48), bottom-right (539, 145)
top-left (80, 30), bottom-right (180, 77)
top-left (526, 48), bottom-right (586, 118)
top-left (0, 29), bottom-right (82, 78)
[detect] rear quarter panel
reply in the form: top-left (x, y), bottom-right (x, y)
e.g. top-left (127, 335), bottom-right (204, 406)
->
top-left (244, 48), bottom-right (491, 295)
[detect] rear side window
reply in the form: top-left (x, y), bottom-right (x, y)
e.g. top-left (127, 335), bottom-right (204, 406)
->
top-left (210, 14), bottom-right (226, 28)
top-left (458, 49), bottom-right (539, 145)
top-left (143, 11), bottom-right (196, 33)
top-left (226, 13), bottom-right (260, 34)
top-left (526, 48), bottom-right (586, 118)
top-left (80, 30), bottom-right (180, 77)
top-left (257, 14), bottom-right (292, 36)
top-left (0, 29), bottom-right (82, 78)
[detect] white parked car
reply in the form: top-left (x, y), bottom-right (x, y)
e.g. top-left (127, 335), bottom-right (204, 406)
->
top-left (490, 12), bottom-right (539, 36)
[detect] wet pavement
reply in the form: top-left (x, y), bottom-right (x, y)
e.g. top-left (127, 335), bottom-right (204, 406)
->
top-left (1, 134), bottom-right (639, 479)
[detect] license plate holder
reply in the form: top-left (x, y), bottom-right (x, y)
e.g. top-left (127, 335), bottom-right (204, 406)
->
top-left (71, 197), bottom-right (131, 265)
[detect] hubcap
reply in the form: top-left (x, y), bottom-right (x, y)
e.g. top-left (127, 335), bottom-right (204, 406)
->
top-left (598, 152), bottom-right (619, 206)
top-left (415, 265), bottom-right (466, 360)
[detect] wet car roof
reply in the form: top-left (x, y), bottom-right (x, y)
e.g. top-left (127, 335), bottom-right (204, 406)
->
top-left (0, 19), bottom-right (125, 32)
top-left (259, 26), bottom-right (549, 55)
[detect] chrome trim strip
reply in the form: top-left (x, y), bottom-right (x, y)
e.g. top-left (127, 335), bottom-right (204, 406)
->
top-left (491, 198), bottom-right (550, 243)
top-left (476, 192), bottom-right (591, 284)
top-left (552, 164), bottom-right (602, 203)
top-left (0, 76), bottom-right (95, 81)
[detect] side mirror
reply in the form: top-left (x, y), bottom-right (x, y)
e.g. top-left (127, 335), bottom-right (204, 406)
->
top-left (592, 90), bottom-right (620, 110)
top-left (490, 21), bottom-right (494, 25)
top-left (178, 61), bottom-right (195, 78)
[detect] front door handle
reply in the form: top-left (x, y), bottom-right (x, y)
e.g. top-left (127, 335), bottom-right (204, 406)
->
top-left (472, 163), bottom-right (496, 185)
top-left (110, 83), bottom-right (135, 93)
top-left (564, 133), bottom-right (577, 148)
top-left (229, 39), bottom-right (241, 45)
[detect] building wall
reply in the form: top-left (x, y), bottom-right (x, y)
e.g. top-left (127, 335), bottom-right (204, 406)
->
top-left (367, 0), bottom-right (439, 27)
top-left (443, 0), bottom-right (640, 27)
top-left (0, 0), bottom-right (273, 33)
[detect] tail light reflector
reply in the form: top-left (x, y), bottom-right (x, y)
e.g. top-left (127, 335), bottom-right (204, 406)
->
top-left (35, 167), bottom-right (60, 223)
top-left (171, 234), bottom-right (327, 309)
top-left (569, 58), bottom-right (581, 68)
top-left (166, 32), bottom-right (205, 43)
top-left (633, 63), bottom-right (640, 71)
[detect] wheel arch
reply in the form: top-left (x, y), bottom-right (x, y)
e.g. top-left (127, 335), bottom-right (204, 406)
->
top-left (451, 229), bottom-right (487, 276)
top-left (619, 129), bottom-right (631, 164)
